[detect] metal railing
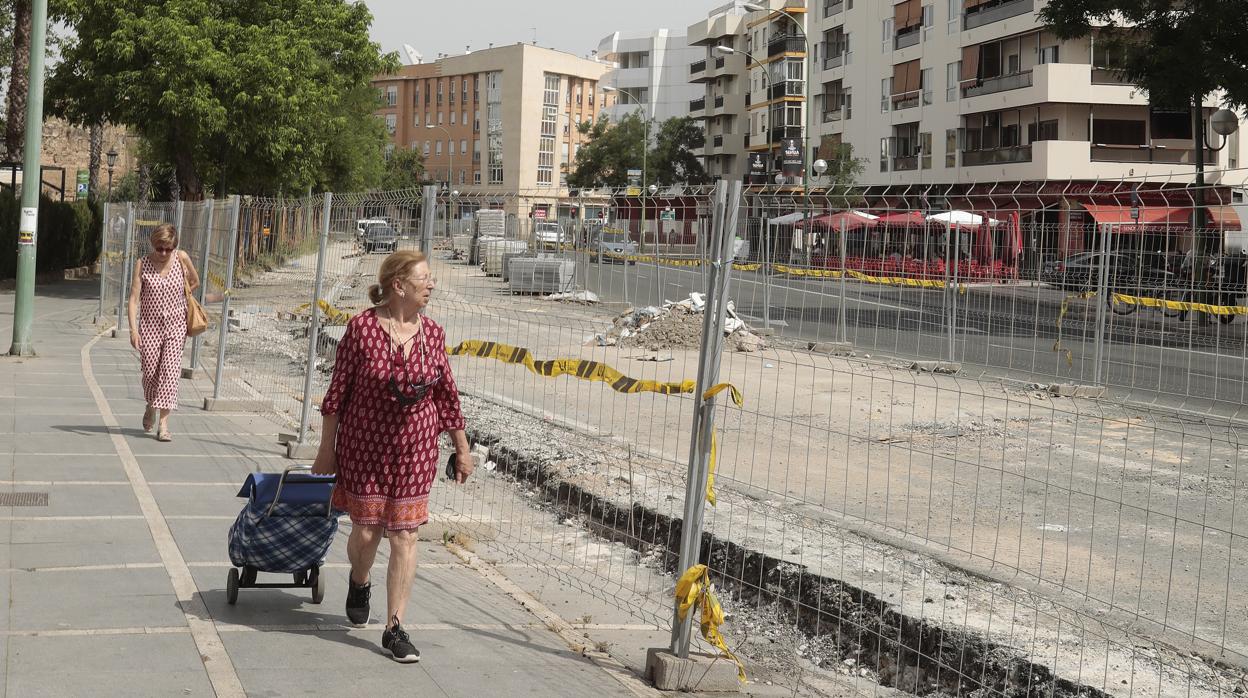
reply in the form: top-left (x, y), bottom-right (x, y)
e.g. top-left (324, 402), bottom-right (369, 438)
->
top-left (961, 143), bottom-right (1033, 165)
top-left (894, 28), bottom-right (921, 50)
top-left (962, 69), bottom-right (1034, 97)
top-left (963, 0), bottom-right (1034, 29)
top-left (690, 59), bottom-right (706, 75)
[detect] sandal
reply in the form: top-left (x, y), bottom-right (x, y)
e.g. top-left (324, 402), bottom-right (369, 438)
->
top-left (156, 427), bottom-right (172, 442)
top-left (142, 407), bottom-right (155, 433)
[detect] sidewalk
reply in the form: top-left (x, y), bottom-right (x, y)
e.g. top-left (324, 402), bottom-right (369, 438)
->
top-left (0, 280), bottom-right (667, 698)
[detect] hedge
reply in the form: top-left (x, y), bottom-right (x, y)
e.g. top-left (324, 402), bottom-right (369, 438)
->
top-left (0, 191), bottom-right (102, 280)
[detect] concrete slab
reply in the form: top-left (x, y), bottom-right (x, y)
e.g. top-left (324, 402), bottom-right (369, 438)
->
top-left (9, 568), bottom-right (185, 631)
top-left (10, 454), bottom-right (128, 482)
top-left (2, 482), bottom-right (142, 517)
top-left (9, 412), bottom-right (109, 433)
top-left (134, 455), bottom-right (285, 484)
top-left (9, 518), bottom-right (160, 569)
top-left (7, 632), bottom-right (214, 697)
top-left (12, 432), bottom-right (118, 455)
top-left (126, 433), bottom-right (282, 458)
top-left (149, 482), bottom-right (252, 517)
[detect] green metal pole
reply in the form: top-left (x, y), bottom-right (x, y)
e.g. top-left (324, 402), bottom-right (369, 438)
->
top-left (8, 0), bottom-right (49, 356)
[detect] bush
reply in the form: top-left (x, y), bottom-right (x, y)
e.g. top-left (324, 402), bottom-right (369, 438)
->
top-left (0, 191), bottom-right (102, 280)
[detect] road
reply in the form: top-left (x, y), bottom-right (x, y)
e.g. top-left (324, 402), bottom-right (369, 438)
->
top-left (578, 256), bottom-right (1248, 416)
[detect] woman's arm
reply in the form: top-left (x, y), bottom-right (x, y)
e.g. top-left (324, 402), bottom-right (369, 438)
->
top-left (449, 429), bottom-right (473, 483)
top-left (180, 251), bottom-right (200, 293)
top-left (311, 414), bottom-right (339, 475)
top-left (126, 260), bottom-right (143, 349)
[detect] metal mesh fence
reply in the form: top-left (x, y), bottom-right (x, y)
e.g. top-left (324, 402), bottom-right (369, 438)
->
top-left (97, 176), bottom-right (1248, 696)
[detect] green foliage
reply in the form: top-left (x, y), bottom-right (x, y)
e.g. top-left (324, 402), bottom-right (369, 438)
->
top-left (820, 143), bottom-right (865, 193)
top-left (648, 117), bottom-right (709, 186)
top-left (48, 0), bottom-right (398, 198)
top-left (568, 113), bottom-right (711, 189)
top-left (1040, 0), bottom-right (1248, 108)
top-left (0, 190), bottom-right (101, 279)
top-left (378, 146), bottom-right (427, 191)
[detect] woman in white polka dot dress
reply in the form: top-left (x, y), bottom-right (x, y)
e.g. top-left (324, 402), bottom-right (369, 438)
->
top-left (127, 224), bottom-right (200, 442)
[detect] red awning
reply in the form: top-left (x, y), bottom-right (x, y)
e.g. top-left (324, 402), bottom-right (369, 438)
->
top-left (874, 211), bottom-right (928, 227)
top-left (800, 211), bottom-right (878, 230)
top-left (1082, 204), bottom-right (1188, 228)
top-left (1208, 206), bottom-right (1243, 231)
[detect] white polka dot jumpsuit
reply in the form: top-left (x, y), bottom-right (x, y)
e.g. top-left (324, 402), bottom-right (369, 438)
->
top-left (138, 255), bottom-right (187, 410)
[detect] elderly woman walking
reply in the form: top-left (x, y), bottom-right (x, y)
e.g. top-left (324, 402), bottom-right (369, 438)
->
top-left (127, 223), bottom-right (199, 442)
top-left (312, 249), bottom-right (473, 663)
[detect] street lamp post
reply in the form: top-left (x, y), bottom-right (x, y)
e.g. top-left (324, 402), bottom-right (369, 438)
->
top-left (106, 147), bottom-right (118, 202)
top-left (742, 3), bottom-right (814, 191)
top-left (601, 85), bottom-right (651, 254)
top-left (426, 123), bottom-right (454, 237)
top-left (714, 45), bottom-right (773, 177)
top-left (1193, 106), bottom-right (1240, 320)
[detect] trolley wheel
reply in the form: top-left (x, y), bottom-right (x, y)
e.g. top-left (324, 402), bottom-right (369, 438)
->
top-left (227, 568), bottom-right (239, 605)
top-left (241, 566), bottom-right (257, 586)
top-left (311, 568), bottom-right (325, 604)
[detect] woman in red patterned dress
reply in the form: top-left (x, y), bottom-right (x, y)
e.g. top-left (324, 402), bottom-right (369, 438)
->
top-left (312, 249), bottom-right (472, 663)
top-left (127, 224), bottom-right (199, 442)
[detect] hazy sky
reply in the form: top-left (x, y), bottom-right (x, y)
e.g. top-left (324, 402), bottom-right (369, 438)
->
top-left (361, 0), bottom-right (708, 64)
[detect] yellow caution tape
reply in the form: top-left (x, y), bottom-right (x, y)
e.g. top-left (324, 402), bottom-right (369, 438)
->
top-left (1110, 293), bottom-right (1248, 316)
top-left (1053, 290), bottom-right (1096, 367)
top-left (206, 270), bottom-right (228, 292)
top-left (294, 299), bottom-right (353, 325)
top-left (676, 564), bottom-right (747, 682)
top-left (700, 382), bottom-right (744, 508)
top-left (135, 219), bottom-right (165, 227)
top-left (772, 264), bottom-right (840, 278)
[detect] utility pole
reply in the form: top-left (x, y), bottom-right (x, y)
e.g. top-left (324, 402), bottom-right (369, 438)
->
top-left (8, 0), bottom-right (48, 356)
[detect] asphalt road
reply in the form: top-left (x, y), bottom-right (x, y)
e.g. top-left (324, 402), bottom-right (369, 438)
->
top-left (578, 256), bottom-right (1248, 416)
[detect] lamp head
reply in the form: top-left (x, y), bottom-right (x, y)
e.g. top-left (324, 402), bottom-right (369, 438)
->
top-left (813, 159), bottom-right (828, 176)
top-left (1211, 108), bottom-right (1240, 137)
top-left (106, 148), bottom-right (118, 169)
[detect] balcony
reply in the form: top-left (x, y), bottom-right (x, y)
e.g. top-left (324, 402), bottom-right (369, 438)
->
top-left (715, 56), bottom-right (725, 69)
top-left (1091, 67), bottom-right (1132, 85)
top-left (1091, 144), bottom-right (1219, 165)
top-left (891, 156), bottom-right (918, 171)
top-left (894, 28), bottom-right (921, 50)
top-left (768, 35), bottom-right (807, 57)
top-left (962, 70), bottom-right (1033, 98)
top-left (892, 91), bottom-right (920, 111)
top-left (690, 59), bottom-right (707, 76)
top-left (768, 82), bottom-right (804, 100)
top-left (768, 126), bottom-right (803, 143)
top-left (713, 135), bottom-right (724, 147)
top-left (824, 52), bottom-right (845, 70)
top-left (964, 0), bottom-right (1034, 30)
top-left (690, 97), bottom-right (706, 112)
top-left (713, 96), bottom-right (724, 110)
top-left (962, 144), bottom-right (1033, 166)
top-left (824, 0), bottom-right (844, 17)
top-left (823, 109), bottom-right (844, 123)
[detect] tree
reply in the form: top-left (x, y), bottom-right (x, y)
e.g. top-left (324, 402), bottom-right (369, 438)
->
top-left (648, 116), bottom-right (709, 186)
top-left (86, 117), bottom-right (101, 200)
top-left (4, 0), bottom-right (28, 161)
top-left (49, 0), bottom-right (397, 199)
top-left (568, 113), bottom-right (645, 189)
top-left (818, 143), bottom-right (865, 196)
top-left (1039, 0), bottom-right (1248, 110)
top-left (379, 147), bottom-right (426, 191)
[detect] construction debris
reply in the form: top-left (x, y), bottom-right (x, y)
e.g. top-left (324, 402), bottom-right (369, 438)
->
top-left (595, 293), bottom-right (767, 353)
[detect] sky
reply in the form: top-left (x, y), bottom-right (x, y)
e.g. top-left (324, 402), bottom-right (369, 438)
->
top-left (360, 0), bottom-right (709, 65)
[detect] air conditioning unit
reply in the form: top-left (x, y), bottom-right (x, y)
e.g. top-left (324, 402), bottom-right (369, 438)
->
top-left (481, 239), bottom-right (529, 276)
top-left (508, 255), bottom-right (577, 294)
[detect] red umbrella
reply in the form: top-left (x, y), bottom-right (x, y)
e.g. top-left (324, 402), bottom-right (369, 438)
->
top-left (803, 211), bottom-right (878, 230)
top-left (874, 211), bottom-right (927, 227)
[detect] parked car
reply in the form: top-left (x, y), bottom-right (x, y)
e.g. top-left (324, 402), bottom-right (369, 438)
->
top-left (363, 224), bottom-right (399, 253)
top-left (534, 222), bottom-right (567, 246)
top-left (355, 218), bottom-right (387, 241)
top-left (1041, 250), bottom-right (1172, 294)
top-left (589, 230), bottom-right (638, 264)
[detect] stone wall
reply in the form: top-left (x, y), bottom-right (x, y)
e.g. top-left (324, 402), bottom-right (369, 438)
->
top-left (0, 118), bottom-right (137, 200)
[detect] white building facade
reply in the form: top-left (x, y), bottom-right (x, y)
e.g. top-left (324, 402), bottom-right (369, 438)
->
top-left (597, 29), bottom-right (704, 124)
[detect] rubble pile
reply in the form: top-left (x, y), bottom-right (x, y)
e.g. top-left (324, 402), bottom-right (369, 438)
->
top-left (596, 293), bottom-right (767, 353)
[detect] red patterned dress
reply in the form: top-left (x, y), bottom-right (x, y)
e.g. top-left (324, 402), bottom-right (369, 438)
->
top-left (321, 308), bottom-right (464, 530)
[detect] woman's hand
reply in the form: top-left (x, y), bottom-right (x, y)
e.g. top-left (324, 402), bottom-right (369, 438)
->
top-left (311, 448), bottom-right (337, 476)
top-left (129, 330), bottom-right (140, 350)
top-left (453, 446), bottom-right (475, 483)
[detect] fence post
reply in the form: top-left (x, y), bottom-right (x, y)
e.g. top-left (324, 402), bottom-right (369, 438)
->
top-left (96, 201), bottom-right (110, 324)
top-left (669, 179), bottom-right (741, 658)
top-left (296, 193), bottom-right (334, 449)
top-left (946, 220), bottom-right (958, 362)
top-left (212, 196), bottom-right (241, 400)
top-left (1092, 223), bottom-right (1113, 385)
top-left (421, 185), bottom-right (437, 260)
top-left (112, 203), bottom-right (135, 338)
top-left (837, 218), bottom-right (848, 344)
top-left (187, 200), bottom-right (215, 375)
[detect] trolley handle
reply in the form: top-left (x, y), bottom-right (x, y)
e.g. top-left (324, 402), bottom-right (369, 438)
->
top-left (266, 464), bottom-right (337, 519)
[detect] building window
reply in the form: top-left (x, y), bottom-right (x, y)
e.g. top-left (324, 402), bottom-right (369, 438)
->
top-left (460, 139), bottom-right (468, 154)
top-left (436, 141), bottom-right (442, 155)
top-left (474, 171), bottom-right (482, 184)
top-left (462, 110), bottom-right (468, 126)
top-left (425, 112), bottom-right (431, 126)
top-left (1093, 119), bottom-right (1146, 145)
top-left (450, 111), bottom-right (457, 125)
top-left (1038, 45), bottom-right (1059, 64)
top-left (1028, 119), bottom-right (1059, 142)
top-left (920, 68), bottom-right (933, 104)
top-left (438, 112), bottom-right (444, 124)
top-left (462, 80), bottom-right (468, 103)
top-left (449, 78), bottom-right (456, 105)
top-left (881, 18), bottom-right (893, 52)
top-left (945, 128), bottom-right (958, 167)
top-left (413, 113), bottom-right (421, 128)
top-left (437, 80), bottom-right (443, 105)
top-left (385, 113), bottom-right (396, 134)
top-left (487, 71), bottom-right (504, 185)
top-left (880, 137), bottom-right (889, 171)
top-left (384, 143), bottom-right (395, 159)
top-left (946, 0), bottom-right (958, 33)
top-left (423, 140), bottom-right (430, 156)
top-left (880, 78), bottom-right (891, 112)
top-left (538, 73), bottom-right (559, 186)
top-left (385, 86), bottom-right (397, 107)
top-left (920, 131), bottom-right (932, 169)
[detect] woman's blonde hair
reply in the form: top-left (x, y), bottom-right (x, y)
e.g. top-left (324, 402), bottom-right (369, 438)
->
top-left (368, 250), bottom-right (428, 305)
top-left (150, 223), bottom-right (178, 249)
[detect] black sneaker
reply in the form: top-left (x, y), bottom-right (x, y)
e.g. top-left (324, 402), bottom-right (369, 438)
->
top-left (382, 620), bottom-right (421, 663)
top-left (345, 577), bottom-right (371, 627)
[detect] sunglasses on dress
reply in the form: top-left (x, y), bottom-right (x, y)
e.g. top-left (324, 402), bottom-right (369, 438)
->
top-left (387, 368), bottom-right (443, 406)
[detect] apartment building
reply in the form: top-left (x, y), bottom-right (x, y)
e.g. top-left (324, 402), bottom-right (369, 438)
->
top-left (372, 43), bottom-right (608, 217)
top-left (687, 1), bottom-right (754, 181)
top-left (597, 30), bottom-right (703, 123)
top-left (810, 0), bottom-right (1247, 191)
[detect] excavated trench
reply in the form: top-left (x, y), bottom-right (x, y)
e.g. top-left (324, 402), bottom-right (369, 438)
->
top-left (466, 427), bottom-right (1111, 698)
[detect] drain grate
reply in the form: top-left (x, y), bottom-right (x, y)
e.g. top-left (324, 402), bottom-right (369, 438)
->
top-left (0, 492), bottom-right (49, 507)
